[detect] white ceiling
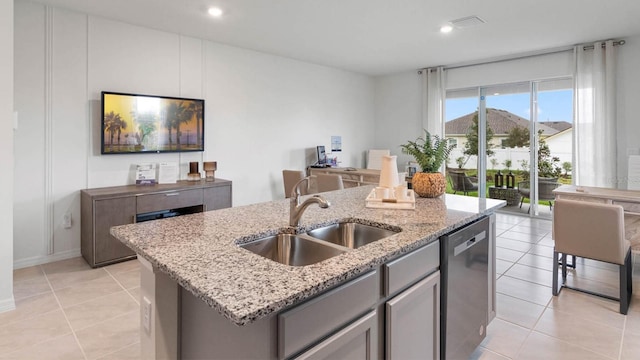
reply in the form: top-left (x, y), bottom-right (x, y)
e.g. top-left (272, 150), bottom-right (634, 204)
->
top-left (20, 0), bottom-right (640, 75)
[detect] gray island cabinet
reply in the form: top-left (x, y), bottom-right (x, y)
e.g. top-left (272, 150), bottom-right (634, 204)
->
top-left (111, 186), bottom-right (504, 359)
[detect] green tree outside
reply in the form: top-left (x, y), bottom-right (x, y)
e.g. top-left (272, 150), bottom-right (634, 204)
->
top-left (463, 110), bottom-right (495, 159)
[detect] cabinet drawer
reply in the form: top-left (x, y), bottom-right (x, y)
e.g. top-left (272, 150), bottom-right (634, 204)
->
top-left (384, 241), bottom-right (439, 297)
top-left (294, 310), bottom-right (378, 360)
top-left (137, 189), bottom-right (203, 214)
top-left (278, 270), bottom-right (379, 359)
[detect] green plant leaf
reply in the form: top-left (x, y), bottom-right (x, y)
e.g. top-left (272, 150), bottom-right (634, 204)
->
top-left (401, 130), bottom-right (455, 173)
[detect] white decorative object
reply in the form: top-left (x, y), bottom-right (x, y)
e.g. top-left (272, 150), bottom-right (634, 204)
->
top-left (374, 187), bottom-right (389, 199)
top-left (379, 155), bottom-right (399, 189)
top-left (158, 162), bottom-right (178, 184)
top-left (395, 184), bottom-right (408, 200)
top-left (365, 188), bottom-right (415, 210)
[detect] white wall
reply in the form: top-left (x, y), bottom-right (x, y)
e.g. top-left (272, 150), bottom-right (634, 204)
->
top-left (13, 4), bottom-right (375, 268)
top-left (373, 71), bottom-right (422, 169)
top-left (1, 0), bottom-right (15, 311)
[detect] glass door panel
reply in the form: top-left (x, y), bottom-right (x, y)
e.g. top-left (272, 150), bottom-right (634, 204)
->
top-left (483, 83), bottom-right (533, 213)
top-left (445, 88), bottom-right (481, 198)
top-left (445, 79), bottom-right (573, 219)
top-left (534, 79), bottom-right (574, 218)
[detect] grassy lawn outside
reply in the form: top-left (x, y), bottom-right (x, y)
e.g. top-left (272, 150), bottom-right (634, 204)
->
top-left (445, 169), bottom-right (571, 206)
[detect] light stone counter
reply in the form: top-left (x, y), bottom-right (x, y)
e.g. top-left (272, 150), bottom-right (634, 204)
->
top-left (111, 186), bottom-right (505, 326)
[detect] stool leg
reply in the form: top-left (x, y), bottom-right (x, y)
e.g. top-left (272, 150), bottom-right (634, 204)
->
top-left (553, 250), bottom-right (562, 296)
top-left (620, 251), bottom-right (631, 315)
top-left (561, 253), bottom-right (568, 281)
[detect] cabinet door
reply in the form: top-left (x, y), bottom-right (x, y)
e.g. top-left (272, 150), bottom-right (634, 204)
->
top-left (94, 197), bottom-right (136, 265)
top-left (386, 271), bottom-right (440, 360)
top-left (294, 310), bottom-right (377, 360)
top-left (203, 185), bottom-right (232, 211)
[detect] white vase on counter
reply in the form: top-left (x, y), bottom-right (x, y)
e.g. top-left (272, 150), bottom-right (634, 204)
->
top-left (379, 155), bottom-right (400, 189)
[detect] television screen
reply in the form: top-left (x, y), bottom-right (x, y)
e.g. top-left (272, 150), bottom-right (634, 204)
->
top-left (101, 91), bottom-right (204, 154)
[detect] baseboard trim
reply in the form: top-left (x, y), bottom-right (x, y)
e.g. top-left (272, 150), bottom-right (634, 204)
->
top-left (13, 249), bottom-right (82, 269)
top-left (0, 296), bottom-right (16, 314)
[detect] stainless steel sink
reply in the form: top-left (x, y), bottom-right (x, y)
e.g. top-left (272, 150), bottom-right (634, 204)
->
top-left (306, 223), bottom-right (400, 249)
top-left (239, 234), bottom-right (346, 266)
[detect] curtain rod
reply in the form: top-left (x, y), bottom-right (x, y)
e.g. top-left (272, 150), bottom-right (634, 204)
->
top-left (418, 39), bottom-right (625, 74)
top-left (582, 39), bottom-right (625, 50)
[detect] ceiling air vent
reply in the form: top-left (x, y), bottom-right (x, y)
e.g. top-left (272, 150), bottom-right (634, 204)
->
top-left (450, 16), bottom-right (486, 29)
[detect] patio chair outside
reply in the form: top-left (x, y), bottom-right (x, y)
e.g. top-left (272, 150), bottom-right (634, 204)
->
top-left (518, 178), bottom-right (560, 213)
top-left (448, 170), bottom-right (479, 195)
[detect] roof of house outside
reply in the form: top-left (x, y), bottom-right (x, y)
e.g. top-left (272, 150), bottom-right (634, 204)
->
top-left (539, 121), bottom-right (572, 132)
top-left (445, 108), bottom-right (569, 136)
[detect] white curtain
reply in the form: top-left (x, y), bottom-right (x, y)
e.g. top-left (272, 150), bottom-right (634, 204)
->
top-left (574, 40), bottom-right (617, 187)
top-left (421, 67), bottom-right (446, 137)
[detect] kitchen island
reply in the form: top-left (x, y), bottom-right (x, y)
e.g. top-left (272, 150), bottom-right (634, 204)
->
top-left (111, 186), bottom-right (505, 359)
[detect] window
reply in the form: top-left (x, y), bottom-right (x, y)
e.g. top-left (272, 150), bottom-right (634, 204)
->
top-left (448, 138), bottom-right (457, 148)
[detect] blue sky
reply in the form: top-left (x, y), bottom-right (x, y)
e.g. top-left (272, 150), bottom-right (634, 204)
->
top-left (445, 89), bottom-right (573, 122)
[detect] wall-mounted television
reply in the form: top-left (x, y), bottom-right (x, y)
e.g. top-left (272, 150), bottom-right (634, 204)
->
top-left (101, 91), bottom-right (204, 154)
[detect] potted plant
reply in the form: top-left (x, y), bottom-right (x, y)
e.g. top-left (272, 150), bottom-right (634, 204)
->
top-left (401, 130), bottom-right (455, 197)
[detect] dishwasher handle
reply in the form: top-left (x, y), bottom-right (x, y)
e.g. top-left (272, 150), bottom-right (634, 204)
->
top-left (453, 230), bottom-right (486, 256)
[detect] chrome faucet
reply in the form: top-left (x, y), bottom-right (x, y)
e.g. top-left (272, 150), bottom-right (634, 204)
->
top-left (290, 177), bottom-right (330, 227)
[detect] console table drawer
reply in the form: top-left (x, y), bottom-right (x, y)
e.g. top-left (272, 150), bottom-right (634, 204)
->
top-left (137, 189), bottom-right (203, 213)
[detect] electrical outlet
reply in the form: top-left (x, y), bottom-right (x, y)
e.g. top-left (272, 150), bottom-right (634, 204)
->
top-left (63, 212), bottom-right (72, 229)
top-left (143, 296), bottom-right (152, 333)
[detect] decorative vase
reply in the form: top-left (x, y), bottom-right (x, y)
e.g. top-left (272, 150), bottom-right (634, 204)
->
top-left (379, 155), bottom-right (400, 189)
top-left (494, 170), bottom-right (504, 188)
top-left (412, 172), bottom-right (446, 198)
top-left (506, 171), bottom-right (515, 188)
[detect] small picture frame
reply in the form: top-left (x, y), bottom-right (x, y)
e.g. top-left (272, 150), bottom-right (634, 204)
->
top-left (158, 162), bottom-right (178, 184)
top-left (136, 163), bottom-right (157, 185)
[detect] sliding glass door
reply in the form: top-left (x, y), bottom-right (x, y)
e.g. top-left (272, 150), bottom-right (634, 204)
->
top-left (445, 78), bottom-right (573, 218)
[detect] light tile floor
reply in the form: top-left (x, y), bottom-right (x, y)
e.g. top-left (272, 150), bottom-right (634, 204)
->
top-left (473, 212), bottom-right (640, 360)
top-left (3, 212), bottom-right (640, 359)
top-left (1, 257), bottom-right (141, 360)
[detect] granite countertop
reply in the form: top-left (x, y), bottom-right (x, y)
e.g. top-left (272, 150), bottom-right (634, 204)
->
top-left (111, 186), bottom-right (505, 326)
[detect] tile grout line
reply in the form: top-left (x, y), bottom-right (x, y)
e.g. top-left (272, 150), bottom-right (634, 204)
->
top-left (495, 215), bottom-right (629, 359)
top-left (104, 266), bottom-right (141, 305)
top-left (510, 296), bottom-right (552, 359)
top-left (92, 341), bottom-right (141, 360)
top-left (618, 315), bottom-right (627, 360)
top-left (526, 266), bottom-right (624, 359)
top-left (42, 265), bottom-right (92, 360)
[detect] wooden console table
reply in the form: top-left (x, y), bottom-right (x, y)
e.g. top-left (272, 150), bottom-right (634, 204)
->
top-left (308, 167), bottom-right (380, 188)
top-left (553, 185), bottom-right (640, 214)
top-left (81, 179), bottom-right (232, 267)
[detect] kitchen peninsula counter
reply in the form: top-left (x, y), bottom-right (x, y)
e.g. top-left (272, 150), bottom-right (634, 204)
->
top-left (111, 186), bottom-right (504, 327)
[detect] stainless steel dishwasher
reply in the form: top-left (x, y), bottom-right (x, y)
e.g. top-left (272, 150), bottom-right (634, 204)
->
top-left (440, 216), bottom-right (489, 360)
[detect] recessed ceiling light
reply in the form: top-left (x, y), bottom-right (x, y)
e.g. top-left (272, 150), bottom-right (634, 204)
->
top-left (440, 25), bottom-right (453, 34)
top-left (208, 7), bottom-right (223, 17)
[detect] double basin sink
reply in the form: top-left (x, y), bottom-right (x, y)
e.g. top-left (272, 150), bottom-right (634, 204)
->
top-left (239, 222), bottom-right (400, 266)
